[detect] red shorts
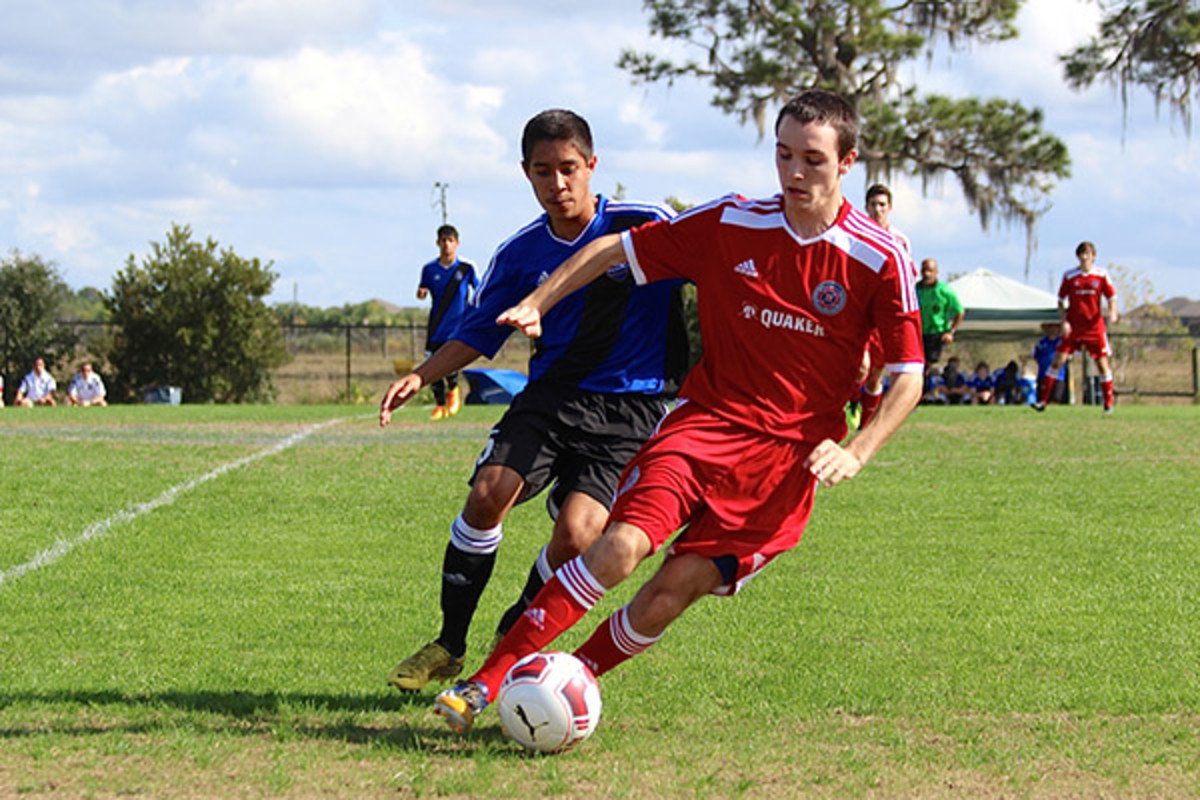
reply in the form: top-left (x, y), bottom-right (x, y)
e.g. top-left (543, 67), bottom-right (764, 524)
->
top-left (609, 402), bottom-right (818, 596)
top-left (1057, 327), bottom-right (1112, 360)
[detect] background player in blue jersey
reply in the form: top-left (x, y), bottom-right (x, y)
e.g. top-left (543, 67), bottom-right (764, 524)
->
top-left (378, 109), bottom-right (689, 693)
top-left (417, 224), bottom-right (478, 420)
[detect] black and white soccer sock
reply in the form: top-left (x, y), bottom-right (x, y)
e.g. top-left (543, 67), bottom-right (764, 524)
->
top-left (435, 514), bottom-right (502, 658)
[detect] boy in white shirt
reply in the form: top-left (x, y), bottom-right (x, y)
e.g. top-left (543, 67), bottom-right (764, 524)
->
top-left (15, 357), bottom-right (57, 407)
top-left (68, 362), bottom-right (108, 407)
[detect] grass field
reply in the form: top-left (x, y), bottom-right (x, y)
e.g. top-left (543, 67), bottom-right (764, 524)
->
top-left (1, 403), bottom-right (1198, 799)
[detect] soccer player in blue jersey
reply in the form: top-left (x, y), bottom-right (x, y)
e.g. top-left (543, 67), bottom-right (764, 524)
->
top-left (417, 224), bottom-right (478, 420)
top-left (379, 109), bottom-right (689, 693)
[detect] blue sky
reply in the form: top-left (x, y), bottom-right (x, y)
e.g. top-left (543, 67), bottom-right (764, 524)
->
top-left (1, 0), bottom-right (1195, 310)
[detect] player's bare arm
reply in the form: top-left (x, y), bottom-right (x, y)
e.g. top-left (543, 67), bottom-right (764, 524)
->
top-left (379, 340), bottom-right (483, 426)
top-left (805, 371), bottom-right (921, 487)
top-left (496, 234), bottom-right (626, 338)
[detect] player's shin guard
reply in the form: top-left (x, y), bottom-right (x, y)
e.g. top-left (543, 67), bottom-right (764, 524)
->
top-left (496, 545), bottom-right (553, 636)
top-left (574, 604), bottom-right (661, 678)
top-left (858, 386), bottom-right (883, 429)
top-left (1038, 375), bottom-right (1058, 406)
top-left (469, 555), bottom-right (604, 698)
top-left (1102, 374), bottom-right (1114, 408)
top-left (436, 515), bottom-right (502, 657)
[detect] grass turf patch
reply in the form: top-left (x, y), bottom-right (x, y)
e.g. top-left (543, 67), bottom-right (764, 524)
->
top-left (0, 404), bottom-right (1197, 798)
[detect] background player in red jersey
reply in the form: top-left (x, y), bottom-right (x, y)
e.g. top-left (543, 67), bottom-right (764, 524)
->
top-left (430, 89), bottom-right (925, 735)
top-left (1034, 241), bottom-right (1119, 413)
top-left (855, 183), bottom-right (914, 429)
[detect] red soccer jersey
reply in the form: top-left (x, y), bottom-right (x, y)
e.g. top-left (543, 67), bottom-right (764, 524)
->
top-left (622, 194), bottom-right (924, 443)
top-left (1058, 267), bottom-right (1116, 333)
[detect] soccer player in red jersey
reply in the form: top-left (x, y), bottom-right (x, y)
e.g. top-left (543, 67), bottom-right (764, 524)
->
top-left (1033, 241), bottom-right (1119, 413)
top-left (855, 183), bottom-right (915, 428)
top-left (431, 89), bottom-right (925, 735)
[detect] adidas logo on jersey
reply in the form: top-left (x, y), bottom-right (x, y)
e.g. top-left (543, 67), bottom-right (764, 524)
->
top-left (536, 271), bottom-right (551, 285)
top-left (733, 259), bottom-right (759, 278)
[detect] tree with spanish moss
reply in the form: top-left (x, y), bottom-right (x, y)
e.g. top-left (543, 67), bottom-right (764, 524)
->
top-left (1061, 0), bottom-right (1200, 133)
top-left (618, 0), bottom-right (1072, 270)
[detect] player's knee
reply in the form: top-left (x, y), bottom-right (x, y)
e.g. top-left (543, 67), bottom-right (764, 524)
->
top-left (546, 525), bottom-right (595, 568)
top-left (550, 514), bottom-right (606, 559)
top-left (585, 526), bottom-right (647, 587)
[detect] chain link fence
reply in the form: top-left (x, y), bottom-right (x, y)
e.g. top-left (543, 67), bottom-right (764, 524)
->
top-left (24, 322), bottom-right (1200, 406)
top-left (274, 323), bottom-right (533, 404)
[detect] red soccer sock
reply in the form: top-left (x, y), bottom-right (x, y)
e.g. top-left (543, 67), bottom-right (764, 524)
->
top-left (1039, 375), bottom-right (1058, 405)
top-left (858, 386), bottom-right (883, 429)
top-left (1102, 375), bottom-right (1114, 408)
top-left (469, 555), bottom-right (605, 699)
top-left (574, 604), bottom-right (662, 678)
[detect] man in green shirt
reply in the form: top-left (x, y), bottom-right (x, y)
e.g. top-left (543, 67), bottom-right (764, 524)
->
top-left (915, 257), bottom-right (964, 364)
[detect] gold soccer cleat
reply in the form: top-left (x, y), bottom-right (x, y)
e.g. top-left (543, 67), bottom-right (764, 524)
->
top-left (387, 641), bottom-right (464, 692)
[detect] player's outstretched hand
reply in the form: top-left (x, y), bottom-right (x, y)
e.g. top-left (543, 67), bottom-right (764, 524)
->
top-left (496, 304), bottom-right (543, 339)
top-left (379, 374), bottom-right (424, 427)
top-left (804, 439), bottom-right (864, 488)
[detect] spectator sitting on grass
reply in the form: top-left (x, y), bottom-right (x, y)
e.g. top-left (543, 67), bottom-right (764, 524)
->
top-left (968, 361), bottom-right (995, 405)
top-left (15, 357), bottom-right (56, 407)
top-left (941, 357), bottom-right (970, 405)
top-left (992, 361), bottom-right (1022, 405)
top-left (67, 362), bottom-right (108, 407)
top-left (921, 365), bottom-right (946, 405)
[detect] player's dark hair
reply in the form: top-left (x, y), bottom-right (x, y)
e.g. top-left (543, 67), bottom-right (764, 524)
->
top-left (1075, 240), bottom-right (1096, 257)
top-left (437, 224), bottom-right (459, 240)
top-left (865, 183), bottom-right (892, 204)
top-left (521, 109), bottom-right (594, 163)
top-left (774, 90), bottom-right (858, 157)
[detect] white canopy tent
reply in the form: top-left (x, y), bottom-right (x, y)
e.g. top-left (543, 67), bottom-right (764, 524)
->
top-left (947, 268), bottom-right (1060, 332)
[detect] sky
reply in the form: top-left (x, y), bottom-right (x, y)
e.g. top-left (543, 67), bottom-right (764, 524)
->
top-left (1, 0), bottom-right (1196, 312)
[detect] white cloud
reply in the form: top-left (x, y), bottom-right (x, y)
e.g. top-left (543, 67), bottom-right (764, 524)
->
top-left (617, 98), bottom-right (667, 147)
top-left (245, 40), bottom-right (507, 184)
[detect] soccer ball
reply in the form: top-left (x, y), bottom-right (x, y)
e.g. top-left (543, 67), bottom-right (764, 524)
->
top-left (496, 651), bottom-right (602, 753)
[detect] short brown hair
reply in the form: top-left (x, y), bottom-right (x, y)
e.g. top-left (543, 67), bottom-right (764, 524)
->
top-left (774, 90), bottom-right (858, 158)
top-left (866, 183), bottom-right (892, 204)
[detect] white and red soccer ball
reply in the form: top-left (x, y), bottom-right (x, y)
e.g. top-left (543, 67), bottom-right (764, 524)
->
top-left (496, 651), bottom-right (602, 753)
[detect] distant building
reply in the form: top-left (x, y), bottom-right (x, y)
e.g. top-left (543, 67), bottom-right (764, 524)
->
top-left (1162, 297), bottom-right (1200, 336)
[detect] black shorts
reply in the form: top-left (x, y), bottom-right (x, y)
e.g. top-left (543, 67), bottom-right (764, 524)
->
top-left (923, 333), bottom-right (945, 365)
top-left (470, 383), bottom-right (668, 511)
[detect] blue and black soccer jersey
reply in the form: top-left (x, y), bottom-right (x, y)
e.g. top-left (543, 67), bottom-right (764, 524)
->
top-left (455, 195), bottom-right (689, 396)
top-left (419, 258), bottom-right (478, 345)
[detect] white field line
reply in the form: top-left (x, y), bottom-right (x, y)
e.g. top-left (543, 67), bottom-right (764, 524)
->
top-left (0, 417), bottom-right (344, 591)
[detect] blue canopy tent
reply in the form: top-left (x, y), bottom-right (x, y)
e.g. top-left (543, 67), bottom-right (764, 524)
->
top-left (462, 368), bottom-right (528, 405)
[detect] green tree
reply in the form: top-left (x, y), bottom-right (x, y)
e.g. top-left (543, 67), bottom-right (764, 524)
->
top-left (60, 286), bottom-right (108, 322)
top-left (618, 0), bottom-right (1071, 263)
top-left (105, 224), bottom-right (289, 403)
top-left (1061, 0), bottom-right (1200, 132)
top-left (0, 251), bottom-right (76, 403)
